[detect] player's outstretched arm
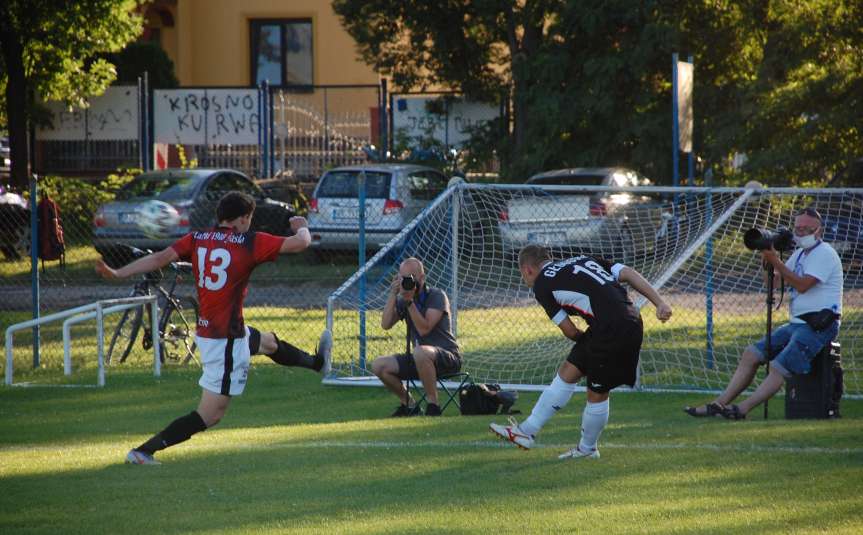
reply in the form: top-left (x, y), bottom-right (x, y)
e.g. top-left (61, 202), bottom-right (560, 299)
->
top-left (280, 216), bottom-right (312, 253)
top-left (96, 247), bottom-right (179, 280)
top-left (618, 266), bottom-right (672, 322)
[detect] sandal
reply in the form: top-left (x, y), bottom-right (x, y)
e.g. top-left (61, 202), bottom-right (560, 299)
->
top-left (721, 404), bottom-right (746, 420)
top-left (683, 402), bottom-right (724, 417)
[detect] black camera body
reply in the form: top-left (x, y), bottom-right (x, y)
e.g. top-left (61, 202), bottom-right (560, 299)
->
top-left (401, 274), bottom-right (417, 291)
top-left (744, 227), bottom-right (795, 252)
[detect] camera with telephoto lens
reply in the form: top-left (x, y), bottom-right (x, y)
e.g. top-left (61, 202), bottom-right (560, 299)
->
top-left (743, 227), bottom-right (795, 252)
top-left (401, 274), bottom-right (417, 291)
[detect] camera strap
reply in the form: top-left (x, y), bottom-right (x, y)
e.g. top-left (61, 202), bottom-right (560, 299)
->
top-left (416, 285), bottom-right (429, 310)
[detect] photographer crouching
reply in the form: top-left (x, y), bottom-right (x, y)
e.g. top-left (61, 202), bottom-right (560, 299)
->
top-left (685, 208), bottom-right (843, 420)
top-left (371, 257), bottom-right (462, 417)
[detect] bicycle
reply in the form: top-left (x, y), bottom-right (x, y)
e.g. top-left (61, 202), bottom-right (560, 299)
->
top-left (105, 246), bottom-right (199, 366)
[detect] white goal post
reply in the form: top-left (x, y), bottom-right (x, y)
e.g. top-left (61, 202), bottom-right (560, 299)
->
top-left (324, 183), bottom-right (862, 396)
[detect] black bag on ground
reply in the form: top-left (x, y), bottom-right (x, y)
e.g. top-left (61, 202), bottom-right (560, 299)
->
top-left (459, 383), bottom-right (519, 415)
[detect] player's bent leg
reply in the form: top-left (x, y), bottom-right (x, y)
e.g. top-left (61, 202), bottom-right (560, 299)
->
top-left (491, 362), bottom-right (583, 450)
top-left (252, 329), bottom-right (277, 355)
top-left (518, 361), bottom-right (582, 436)
top-left (263, 332), bottom-right (326, 372)
top-left (197, 389), bottom-right (232, 427)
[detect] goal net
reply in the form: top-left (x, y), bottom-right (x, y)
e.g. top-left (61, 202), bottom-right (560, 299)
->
top-left (325, 183), bottom-right (862, 395)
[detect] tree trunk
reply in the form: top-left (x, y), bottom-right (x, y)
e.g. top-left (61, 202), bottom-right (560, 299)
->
top-left (0, 18), bottom-right (30, 190)
top-left (505, 3), bottom-right (545, 174)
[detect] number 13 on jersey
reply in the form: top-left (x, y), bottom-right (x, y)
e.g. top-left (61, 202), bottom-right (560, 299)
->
top-left (197, 247), bottom-right (231, 290)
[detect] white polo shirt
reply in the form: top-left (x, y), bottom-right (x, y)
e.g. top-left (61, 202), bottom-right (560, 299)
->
top-left (785, 241), bottom-right (843, 323)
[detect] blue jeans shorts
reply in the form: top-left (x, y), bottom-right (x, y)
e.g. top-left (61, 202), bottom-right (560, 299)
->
top-left (749, 321), bottom-right (839, 377)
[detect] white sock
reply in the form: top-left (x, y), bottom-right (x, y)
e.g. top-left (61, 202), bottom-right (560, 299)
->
top-left (578, 399), bottom-right (609, 452)
top-left (519, 374), bottom-right (578, 436)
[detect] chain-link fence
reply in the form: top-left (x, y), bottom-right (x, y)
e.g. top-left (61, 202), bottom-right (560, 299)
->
top-left (326, 183), bottom-right (863, 395)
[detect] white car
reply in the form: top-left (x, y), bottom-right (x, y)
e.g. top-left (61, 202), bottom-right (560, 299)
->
top-left (307, 164), bottom-right (449, 251)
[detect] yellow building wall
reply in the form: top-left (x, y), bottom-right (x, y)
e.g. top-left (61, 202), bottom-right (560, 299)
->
top-left (164, 0), bottom-right (378, 87)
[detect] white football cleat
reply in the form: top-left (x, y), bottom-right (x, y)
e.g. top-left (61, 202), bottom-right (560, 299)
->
top-left (125, 449), bottom-right (160, 465)
top-left (316, 329), bottom-right (333, 374)
top-left (489, 417), bottom-right (535, 450)
top-left (558, 445), bottom-right (600, 460)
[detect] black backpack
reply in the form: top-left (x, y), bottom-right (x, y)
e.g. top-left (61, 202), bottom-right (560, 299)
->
top-left (459, 383), bottom-right (519, 415)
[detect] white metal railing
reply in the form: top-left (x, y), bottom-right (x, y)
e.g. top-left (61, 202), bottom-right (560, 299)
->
top-left (5, 296), bottom-right (159, 387)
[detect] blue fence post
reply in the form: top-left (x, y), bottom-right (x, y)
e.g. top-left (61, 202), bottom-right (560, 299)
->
top-left (358, 170), bottom-right (367, 370)
top-left (268, 84), bottom-right (275, 176)
top-left (380, 79), bottom-right (388, 155)
top-left (29, 174), bottom-right (40, 368)
top-left (705, 183), bottom-right (714, 369)
top-left (263, 80), bottom-right (270, 177)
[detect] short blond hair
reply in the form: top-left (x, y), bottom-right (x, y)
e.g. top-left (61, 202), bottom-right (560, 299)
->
top-left (518, 244), bottom-right (552, 268)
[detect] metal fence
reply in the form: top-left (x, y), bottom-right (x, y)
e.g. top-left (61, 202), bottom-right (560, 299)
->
top-left (272, 85), bottom-right (382, 181)
top-left (33, 82), bottom-right (504, 180)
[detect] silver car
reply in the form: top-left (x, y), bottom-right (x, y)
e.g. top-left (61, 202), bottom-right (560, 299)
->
top-left (307, 164), bottom-right (449, 251)
top-left (93, 168), bottom-right (295, 254)
top-left (498, 167), bottom-right (658, 261)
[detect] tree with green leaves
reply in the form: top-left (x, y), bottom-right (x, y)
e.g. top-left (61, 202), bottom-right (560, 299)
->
top-left (334, 0), bottom-right (863, 185)
top-left (0, 0), bottom-right (142, 189)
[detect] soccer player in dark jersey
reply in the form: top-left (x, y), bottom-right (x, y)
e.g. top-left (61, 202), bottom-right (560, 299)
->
top-left (96, 191), bottom-right (332, 465)
top-left (490, 244), bottom-right (672, 459)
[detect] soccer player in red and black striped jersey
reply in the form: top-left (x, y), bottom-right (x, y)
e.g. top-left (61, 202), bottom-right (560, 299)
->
top-left (96, 191), bottom-right (331, 465)
top-left (490, 244), bottom-right (672, 459)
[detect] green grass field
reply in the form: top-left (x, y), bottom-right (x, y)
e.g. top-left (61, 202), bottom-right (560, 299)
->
top-left (2, 298), bottom-right (862, 534)
top-left (1, 366), bottom-right (862, 534)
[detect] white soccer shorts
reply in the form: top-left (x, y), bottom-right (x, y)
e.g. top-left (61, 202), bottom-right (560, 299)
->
top-left (197, 327), bottom-right (251, 396)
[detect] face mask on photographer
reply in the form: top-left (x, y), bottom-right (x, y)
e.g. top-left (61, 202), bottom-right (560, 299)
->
top-left (793, 227), bottom-right (820, 249)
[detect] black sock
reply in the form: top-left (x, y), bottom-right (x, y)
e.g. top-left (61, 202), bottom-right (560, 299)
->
top-left (267, 336), bottom-right (320, 371)
top-left (137, 411), bottom-right (207, 455)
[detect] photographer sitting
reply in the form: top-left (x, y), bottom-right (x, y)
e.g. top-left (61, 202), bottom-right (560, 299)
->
top-left (371, 257), bottom-right (461, 417)
top-left (685, 208), bottom-right (843, 420)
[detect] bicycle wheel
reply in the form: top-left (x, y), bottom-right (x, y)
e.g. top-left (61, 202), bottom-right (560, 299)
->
top-left (107, 306), bottom-right (143, 365)
top-left (160, 295), bottom-right (199, 365)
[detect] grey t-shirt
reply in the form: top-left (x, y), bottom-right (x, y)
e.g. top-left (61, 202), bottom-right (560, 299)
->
top-left (396, 286), bottom-right (460, 355)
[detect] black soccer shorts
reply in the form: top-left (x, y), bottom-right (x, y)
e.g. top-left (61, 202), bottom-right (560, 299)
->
top-left (396, 347), bottom-right (461, 380)
top-left (567, 317), bottom-right (644, 393)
